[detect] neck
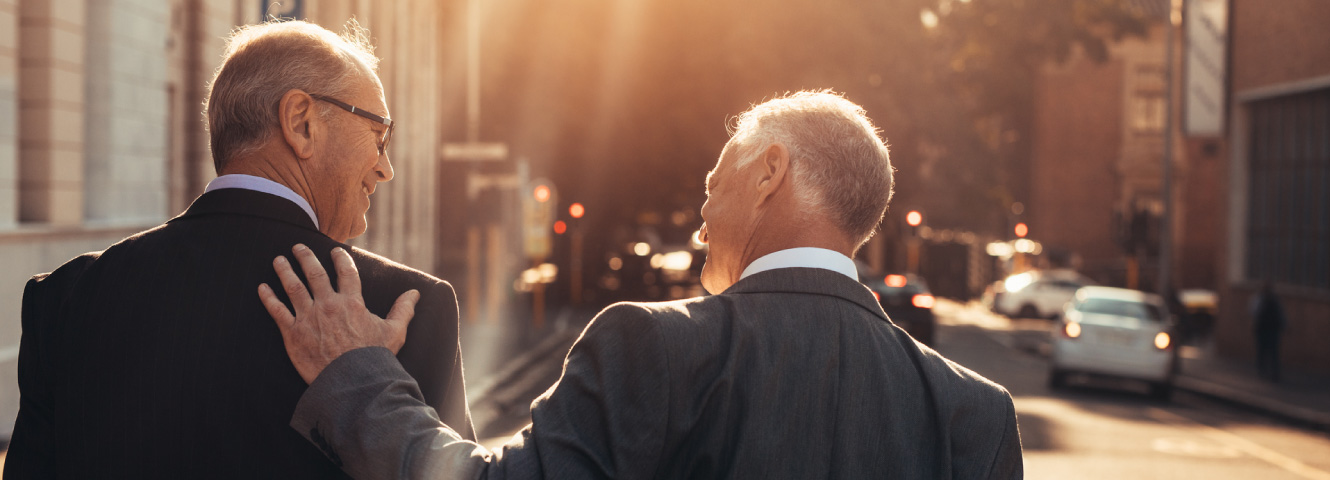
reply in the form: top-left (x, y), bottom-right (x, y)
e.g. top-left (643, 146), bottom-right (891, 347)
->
top-left (736, 216), bottom-right (855, 276)
top-left (220, 152), bottom-right (315, 208)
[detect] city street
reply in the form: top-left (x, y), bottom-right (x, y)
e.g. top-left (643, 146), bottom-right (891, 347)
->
top-left (472, 299), bottom-right (1330, 479)
top-left (932, 301), bottom-right (1330, 480)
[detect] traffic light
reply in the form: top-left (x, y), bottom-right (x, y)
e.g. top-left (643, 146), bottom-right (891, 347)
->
top-left (906, 210), bottom-right (922, 227)
top-left (1014, 222), bottom-right (1029, 238)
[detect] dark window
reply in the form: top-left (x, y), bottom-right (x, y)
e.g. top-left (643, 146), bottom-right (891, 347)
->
top-left (1246, 87), bottom-right (1330, 289)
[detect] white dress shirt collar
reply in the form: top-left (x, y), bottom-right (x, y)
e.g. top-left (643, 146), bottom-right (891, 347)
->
top-left (739, 247), bottom-right (858, 282)
top-left (203, 174), bottom-right (319, 228)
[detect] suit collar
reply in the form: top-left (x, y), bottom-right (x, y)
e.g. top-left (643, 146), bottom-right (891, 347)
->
top-left (722, 267), bottom-right (888, 321)
top-left (170, 188), bottom-right (322, 233)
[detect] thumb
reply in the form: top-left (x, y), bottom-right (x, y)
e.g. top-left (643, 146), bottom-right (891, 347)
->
top-left (384, 289), bottom-right (419, 353)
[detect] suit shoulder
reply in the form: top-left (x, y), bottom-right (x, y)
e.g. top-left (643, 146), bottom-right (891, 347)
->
top-left (29, 251), bottom-right (102, 287)
top-left (347, 247), bottom-right (452, 290)
top-left (917, 346), bottom-right (1014, 410)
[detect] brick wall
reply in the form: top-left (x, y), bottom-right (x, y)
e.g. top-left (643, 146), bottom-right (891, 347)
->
top-left (1028, 57), bottom-right (1125, 283)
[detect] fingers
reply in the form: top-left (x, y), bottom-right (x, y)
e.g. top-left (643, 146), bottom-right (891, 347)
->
top-left (384, 289), bottom-right (420, 354)
top-left (272, 255), bottom-right (312, 316)
top-left (331, 247), bottom-right (362, 299)
top-left (291, 244), bottom-right (335, 298)
top-left (258, 283), bottom-right (296, 330)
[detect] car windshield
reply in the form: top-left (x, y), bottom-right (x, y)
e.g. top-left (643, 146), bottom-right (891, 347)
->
top-left (1077, 298), bottom-right (1163, 321)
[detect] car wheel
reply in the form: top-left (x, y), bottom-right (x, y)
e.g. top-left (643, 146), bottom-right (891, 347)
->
top-left (1149, 381), bottom-right (1173, 401)
top-left (1048, 369), bottom-right (1067, 389)
top-left (1017, 304), bottom-right (1039, 319)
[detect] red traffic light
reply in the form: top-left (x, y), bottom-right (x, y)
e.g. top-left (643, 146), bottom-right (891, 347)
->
top-left (906, 210), bottom-right (922, 227)
top-left (533, 185), bottom-right (551, 203)
top-left (569, 203), bottom-right (585, 219)
top-left (1014, 222), bottom-right (1029, 238)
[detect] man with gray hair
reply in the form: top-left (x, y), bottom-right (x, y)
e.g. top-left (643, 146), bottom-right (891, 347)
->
top-left (6, 20), bottom-right (472, 478)
top-left (262, 90), bottom-right (1023, 479)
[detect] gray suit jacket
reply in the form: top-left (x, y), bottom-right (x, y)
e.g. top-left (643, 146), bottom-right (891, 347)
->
top-left (293, 268), bottom-right (1022, 479)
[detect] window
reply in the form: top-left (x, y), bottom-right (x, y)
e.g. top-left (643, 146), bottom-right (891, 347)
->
top-left (1131, 65), bottom-right (1167, 134)
top-left (1245, 87), bottom-right (1330, 290)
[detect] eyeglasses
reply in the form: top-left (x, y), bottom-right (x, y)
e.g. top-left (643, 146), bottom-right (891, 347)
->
top-left (310, 94), bottom-right (394, 155)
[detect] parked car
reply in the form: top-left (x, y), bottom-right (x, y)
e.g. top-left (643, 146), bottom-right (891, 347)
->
top-left (857, 263), bottom-right (936, 346)
top-left (992, 269), bottom-right (1096, 319)
top-left (1049, 286), bottom-right (1176, 400)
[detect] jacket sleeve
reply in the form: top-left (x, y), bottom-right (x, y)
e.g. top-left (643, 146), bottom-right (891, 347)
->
top-left (5, 254), bottom-right (99, 478)
top-left (290, 303), bottom-right (671, 480)
top-left (984, 395), bottom-right (1024, 480)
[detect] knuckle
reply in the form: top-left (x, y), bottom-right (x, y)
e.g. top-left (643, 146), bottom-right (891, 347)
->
top-left (284, 282), bottom-right (306, 296)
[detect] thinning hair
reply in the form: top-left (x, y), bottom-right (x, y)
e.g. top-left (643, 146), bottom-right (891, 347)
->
top-left (205, 19), bottom-right (380, 172)
top-left (728, 90), bottom-right (894, 247)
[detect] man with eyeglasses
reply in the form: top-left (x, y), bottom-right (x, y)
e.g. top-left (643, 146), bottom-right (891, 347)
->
top-left (5, 20), bottom-right (472, 479)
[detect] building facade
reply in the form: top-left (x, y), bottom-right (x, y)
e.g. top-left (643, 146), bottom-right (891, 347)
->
top-left (0, 0), bottom-right (453, 435)
top-left (1218, 0), bottom-right (1330, 373)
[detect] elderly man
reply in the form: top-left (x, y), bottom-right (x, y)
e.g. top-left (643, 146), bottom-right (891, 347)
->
top-left (6, 21), bottom-right (473, 478)
top-left (263, 91), bottom-right (1023, 479)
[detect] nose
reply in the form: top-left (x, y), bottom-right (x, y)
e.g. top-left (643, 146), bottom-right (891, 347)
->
top-left (375, 152), bottom-right (394, 182)
top-left (698, 223), bottom-right (709, 244)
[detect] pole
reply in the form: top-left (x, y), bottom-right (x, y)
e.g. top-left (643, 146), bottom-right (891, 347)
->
top-left (1158, 0), bottom-right (1179, 295)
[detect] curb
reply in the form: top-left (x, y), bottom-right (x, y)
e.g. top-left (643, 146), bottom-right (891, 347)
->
top-left (1174, 375), bottom-right (1330, 432)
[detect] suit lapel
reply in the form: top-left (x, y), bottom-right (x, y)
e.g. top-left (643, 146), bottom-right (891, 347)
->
top-left (722, 267), bottom-right (889, 322)
top-left (170, 188), bottom-right (321, 233)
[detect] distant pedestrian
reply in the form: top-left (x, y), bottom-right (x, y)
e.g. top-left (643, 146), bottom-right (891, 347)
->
top-left (1251, 282), bottom-right (1285, 382)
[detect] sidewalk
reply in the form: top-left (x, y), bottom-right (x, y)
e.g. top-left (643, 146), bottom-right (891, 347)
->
top-left (1176, 341), bottom-right (1330, 432)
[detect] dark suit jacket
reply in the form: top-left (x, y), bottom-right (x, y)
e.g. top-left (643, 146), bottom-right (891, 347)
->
top-left (292, 267), bottom-right (1022, 479)
top-left (6, 188), bottom-right (474, 479)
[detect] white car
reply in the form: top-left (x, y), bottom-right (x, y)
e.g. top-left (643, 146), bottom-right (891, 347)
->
top-left (992, 270), bottom-right (1096, 319)
top-left (1049, 286), bottom-right (1176, 399)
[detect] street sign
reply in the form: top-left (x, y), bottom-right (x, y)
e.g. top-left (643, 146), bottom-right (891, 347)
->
top-left (441, 142), bottom-right (509, 161)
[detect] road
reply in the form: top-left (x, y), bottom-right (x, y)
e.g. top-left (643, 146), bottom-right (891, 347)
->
top-left (933, 300), bottom-right (1330, 480)
top-left (471, 299), bottom-right (1330, 479)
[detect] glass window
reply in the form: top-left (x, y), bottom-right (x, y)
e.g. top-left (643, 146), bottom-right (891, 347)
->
top-left (1076, 298), bottom-right (1164, 321)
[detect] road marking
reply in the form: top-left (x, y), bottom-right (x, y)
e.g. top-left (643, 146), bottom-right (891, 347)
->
top-left (1147, 407), bottom-right (1330, 480)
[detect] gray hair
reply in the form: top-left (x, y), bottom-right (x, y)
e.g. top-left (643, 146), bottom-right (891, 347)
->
top-left (205, 19), bottom-right (380, 172)
top-left (729, 90), bottom-right (894, 246)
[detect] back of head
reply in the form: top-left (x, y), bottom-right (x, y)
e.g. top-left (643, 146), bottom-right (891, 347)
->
top-left (205, 20), bottom-right (380, 172)
top-left (729, 90), bottom-right (894, 247)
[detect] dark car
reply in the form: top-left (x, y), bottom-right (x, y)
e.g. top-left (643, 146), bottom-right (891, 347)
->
top-left (856, 263), bottom-right (937, 346)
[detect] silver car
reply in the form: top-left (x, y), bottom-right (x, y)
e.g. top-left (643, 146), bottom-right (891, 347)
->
top-left (1049, 286), bottom-right (1176, 400)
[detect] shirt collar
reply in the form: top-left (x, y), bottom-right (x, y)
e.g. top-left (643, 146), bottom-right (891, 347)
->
top-left (739, 247), bottom-right (858, 282)
top-left (203, 174), bottom-right (319, 229)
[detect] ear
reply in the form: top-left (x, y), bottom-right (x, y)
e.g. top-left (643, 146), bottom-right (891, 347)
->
top-left (278, 89), bottom-right (319, 161)
top-left (754, 142), bottom-right (790, 206)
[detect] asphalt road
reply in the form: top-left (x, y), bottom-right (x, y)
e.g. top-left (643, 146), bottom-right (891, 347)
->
top-left (934, 301), bottom-right (1330, 480)
top-left (471, 299), bottom-right (1330, 479)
